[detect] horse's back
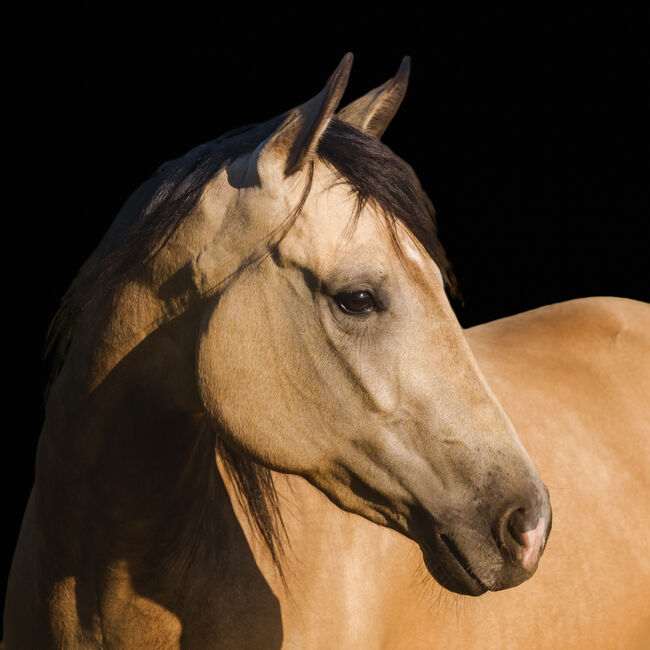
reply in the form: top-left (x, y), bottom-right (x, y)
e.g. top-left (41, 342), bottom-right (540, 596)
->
top-left (471, 294), bottom-right (650, 356)
top-left (469, 295), bottom-right (650, 366)
top-left (469, 295), bottom-right (650, 466)
top-left (455, 297), bottom-right (650, 649)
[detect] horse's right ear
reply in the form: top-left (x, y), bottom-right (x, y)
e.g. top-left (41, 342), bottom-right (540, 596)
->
top-left (255, 53), bottom-right (353, 184)
top-left (337, 56), bottom-right (410, 139)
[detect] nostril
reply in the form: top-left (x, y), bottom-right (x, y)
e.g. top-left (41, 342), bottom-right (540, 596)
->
top-left (506, 508), bottom-right (529, 545)
top-left (495, 507), bottom-right (547, 570)
top-left (493, 507), bottom-right (525, 556)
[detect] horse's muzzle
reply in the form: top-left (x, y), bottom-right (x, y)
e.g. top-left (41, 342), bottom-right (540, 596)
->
top-left (415, 485), bottom-right (552, 596)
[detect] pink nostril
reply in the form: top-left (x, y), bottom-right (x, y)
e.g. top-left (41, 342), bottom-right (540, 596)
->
top-left (498, 508), bottom-right (550, 572)
top-left (520, 517), bottom-right (546, 570)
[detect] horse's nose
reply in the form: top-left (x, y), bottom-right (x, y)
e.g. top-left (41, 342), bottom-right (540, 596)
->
top-left (495, 503), bottom-right (551, 572)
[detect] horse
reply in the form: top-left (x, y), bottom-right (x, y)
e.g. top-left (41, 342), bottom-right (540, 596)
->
top-left (4, 52), bottom-right (649, 649)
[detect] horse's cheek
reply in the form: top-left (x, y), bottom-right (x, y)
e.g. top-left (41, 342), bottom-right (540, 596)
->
top-left (195, 286), bottom-right (319, 472)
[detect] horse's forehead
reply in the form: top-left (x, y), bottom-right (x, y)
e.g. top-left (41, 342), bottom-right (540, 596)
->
top-left (306, 163), bottom-right (358, 219)
top-left (284, 169), bottom-right (437, 283)
top-left (282, 185), bottom-right (389, 270)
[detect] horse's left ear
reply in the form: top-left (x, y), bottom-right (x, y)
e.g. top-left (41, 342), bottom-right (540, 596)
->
top-left (257, 52), bottom-right (353, 180)
top-left (337, 56), bottom-right (410, 138)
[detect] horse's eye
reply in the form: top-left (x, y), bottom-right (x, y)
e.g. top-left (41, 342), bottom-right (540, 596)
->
top-left (336, 290), bottom-right (376, 314)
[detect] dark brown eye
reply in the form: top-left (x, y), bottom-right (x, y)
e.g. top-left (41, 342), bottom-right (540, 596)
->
top-left (336, 290), bottom-right (376, 314)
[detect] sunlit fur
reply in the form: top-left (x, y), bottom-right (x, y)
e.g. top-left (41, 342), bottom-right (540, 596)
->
top-left (4, 55), bottom-right (649, 648)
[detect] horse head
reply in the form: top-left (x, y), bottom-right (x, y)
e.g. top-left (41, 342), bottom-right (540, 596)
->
top-left (183, 54), bottom-right (552, 596)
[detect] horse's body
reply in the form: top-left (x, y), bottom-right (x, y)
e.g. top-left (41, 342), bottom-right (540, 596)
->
top-left (4, 55), bottom-right (650, 648)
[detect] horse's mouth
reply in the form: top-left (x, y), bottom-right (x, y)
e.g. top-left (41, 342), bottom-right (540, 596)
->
top-left (420, 534), bottom-right (490, 597)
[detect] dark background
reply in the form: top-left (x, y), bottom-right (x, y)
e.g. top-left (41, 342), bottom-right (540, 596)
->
top-left (3, 7), bottom-right (647, 632)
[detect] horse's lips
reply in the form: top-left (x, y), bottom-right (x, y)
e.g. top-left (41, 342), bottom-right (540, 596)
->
top-left (419, 536), bottom-right (489, 597)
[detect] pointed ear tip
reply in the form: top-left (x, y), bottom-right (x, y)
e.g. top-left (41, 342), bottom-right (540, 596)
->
top-left (326, 53), bottom-right (353, 98)
top-left (337, 52), bottom-right (354, 76)
top-left (397, 56), bottom-right (411, 76)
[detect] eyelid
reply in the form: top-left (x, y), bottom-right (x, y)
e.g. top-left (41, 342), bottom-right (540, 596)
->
top-left (329, 282), bottom-right (376, 296)
top-left (321, 267), bottom-right (387, 295)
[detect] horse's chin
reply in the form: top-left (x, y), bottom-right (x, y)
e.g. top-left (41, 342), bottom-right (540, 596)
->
top-left (420, 540), bottom-right (489, 597)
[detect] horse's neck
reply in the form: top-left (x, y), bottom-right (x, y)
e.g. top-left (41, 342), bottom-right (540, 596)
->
top-left (31, 294), bottom-right (282, 643)
top-left (224, 468), bottom-right (444, 648)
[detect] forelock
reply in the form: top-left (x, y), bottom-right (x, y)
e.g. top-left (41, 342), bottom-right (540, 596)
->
top-left (317, 118), bottom-right (456, 293)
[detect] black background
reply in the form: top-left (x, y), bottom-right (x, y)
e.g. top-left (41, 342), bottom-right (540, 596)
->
top-left (3, 7), bottom-right (647, 631)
